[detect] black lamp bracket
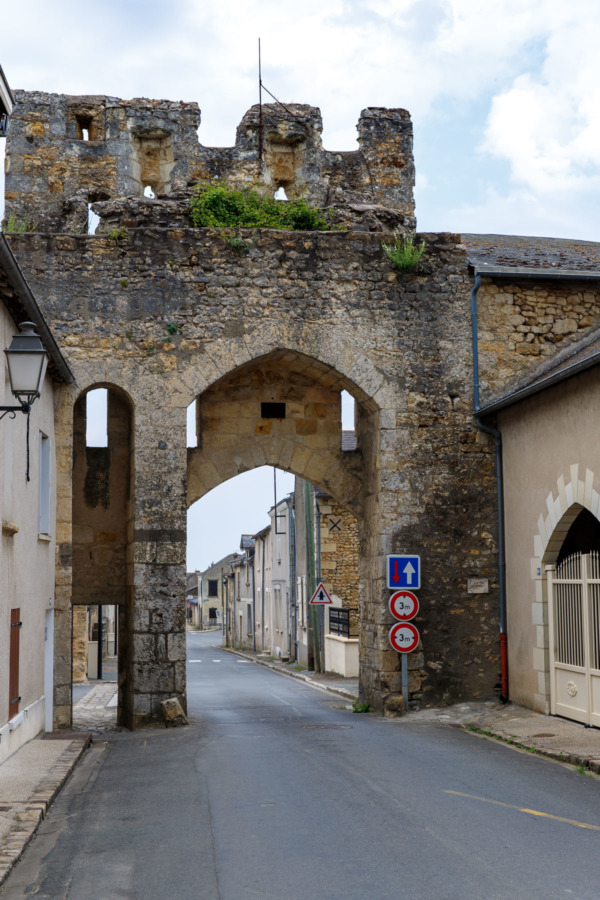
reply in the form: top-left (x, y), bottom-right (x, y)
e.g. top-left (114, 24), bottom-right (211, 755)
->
top-left (0, 403), bottom-right (30, 422)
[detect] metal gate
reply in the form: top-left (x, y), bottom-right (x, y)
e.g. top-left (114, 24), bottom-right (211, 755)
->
top-left (548, 552), bottom-right (600, 725)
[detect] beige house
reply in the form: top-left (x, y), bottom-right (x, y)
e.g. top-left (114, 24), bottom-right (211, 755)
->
top-left (471, 235), bottom-right (600, 726)
top-left (198, 553), bottom-right (239, 629)
top-left (0, 234), bottom-right (72, 762)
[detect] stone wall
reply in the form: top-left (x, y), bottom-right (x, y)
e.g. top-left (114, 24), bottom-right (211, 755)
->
top-left (5, 93), bottom-right (415, 235)
top-left (316, 492), bottom-right (359, 631)
top-left (6, 224), bottom-right (504, 720)
top-left (477, 279), bottom-right (600, 398)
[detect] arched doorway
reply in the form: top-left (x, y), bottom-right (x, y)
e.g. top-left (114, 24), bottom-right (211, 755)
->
top-left (187, 350), bottom-right (368, 681)
top-left (71, 384), bottom-right (133, 728)
top-left (547, 509), bottom-right (600, 724)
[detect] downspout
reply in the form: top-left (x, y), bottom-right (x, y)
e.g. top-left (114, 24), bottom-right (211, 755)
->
top-left (471, 273), bottom-right (508, 701)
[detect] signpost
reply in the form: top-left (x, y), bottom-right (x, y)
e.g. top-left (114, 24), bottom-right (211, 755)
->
top-left (389, 590), bottom-right (419, 622)
top-left (309, 582), bottom-right (332, 605)
top-left (387, 555), bottom-right (421, 589)
top-left (387, 556), bottom-right (422, 713)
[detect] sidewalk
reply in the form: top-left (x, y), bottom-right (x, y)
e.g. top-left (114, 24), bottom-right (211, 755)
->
top-left (0, 681), bottom-right (117, 889)
top-left (0, 732), bottom-right (91, 886)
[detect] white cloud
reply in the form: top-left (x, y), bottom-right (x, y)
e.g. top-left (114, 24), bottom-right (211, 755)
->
top-left (481, 9), bottom-right (600, 195)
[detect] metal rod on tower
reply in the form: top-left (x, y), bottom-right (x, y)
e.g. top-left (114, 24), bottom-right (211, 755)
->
top-left (258, 38), bottom-right (263, 174)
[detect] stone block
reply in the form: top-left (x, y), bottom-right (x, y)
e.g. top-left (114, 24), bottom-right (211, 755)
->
top-left (161, 697), bottom-right (189, 727)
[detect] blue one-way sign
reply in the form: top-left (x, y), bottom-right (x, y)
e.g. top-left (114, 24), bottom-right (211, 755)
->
top-left (387, 555), bottom-right (421, 590)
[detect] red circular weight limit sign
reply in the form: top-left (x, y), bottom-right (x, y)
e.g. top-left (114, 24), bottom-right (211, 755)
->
top-left (389, 622), bottom-right (420, 654)
top-left (389, 590), bottom-right (419, 622)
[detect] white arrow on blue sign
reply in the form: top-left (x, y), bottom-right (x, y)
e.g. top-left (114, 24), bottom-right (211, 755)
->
top-left (387, 555), bottom-right (421, 590)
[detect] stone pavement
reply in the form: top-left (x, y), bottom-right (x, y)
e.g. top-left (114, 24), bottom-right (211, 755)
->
top-left (72, 681), bottom-right (119, 734)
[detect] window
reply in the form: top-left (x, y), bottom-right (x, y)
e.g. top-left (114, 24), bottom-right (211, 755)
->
top-left (86, 388), bottom-right (108, 447)
top-left (208, 579), bottom-right (218, 598)
top-left (38, 433), bottom-right (51, 534)
top-left (76, 114), bottom-right (94, 141)
top-left (261, 402), bottom-right (285, 419)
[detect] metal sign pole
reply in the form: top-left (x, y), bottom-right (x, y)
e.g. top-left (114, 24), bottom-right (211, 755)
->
top-left (402, 653), bottom-right (408, 711)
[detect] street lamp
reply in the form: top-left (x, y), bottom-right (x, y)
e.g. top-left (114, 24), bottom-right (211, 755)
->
top-left (1, 322), bottom-right (48, 421)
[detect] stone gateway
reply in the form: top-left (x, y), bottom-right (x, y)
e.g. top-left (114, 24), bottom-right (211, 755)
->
top-left (7, 90), bottom-right (593, 729)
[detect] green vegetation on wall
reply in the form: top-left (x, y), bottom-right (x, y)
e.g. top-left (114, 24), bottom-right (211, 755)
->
top-left (189, 183), bottom-right (333, 232)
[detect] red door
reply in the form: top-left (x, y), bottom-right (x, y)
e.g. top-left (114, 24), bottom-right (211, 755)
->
top-left (9, 608), bottom-right (21, 720)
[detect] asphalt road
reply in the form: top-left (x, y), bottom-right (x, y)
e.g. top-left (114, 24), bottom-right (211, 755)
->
top-left (5, 630), bottom-right (600, 899)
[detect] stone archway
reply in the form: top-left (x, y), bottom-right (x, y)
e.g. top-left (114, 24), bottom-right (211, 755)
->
top-left (187, 350), bottom-right (367, 511)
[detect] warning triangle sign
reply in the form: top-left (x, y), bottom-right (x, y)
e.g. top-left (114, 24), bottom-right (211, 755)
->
top-left (309, 582), bottom-right (332, 605)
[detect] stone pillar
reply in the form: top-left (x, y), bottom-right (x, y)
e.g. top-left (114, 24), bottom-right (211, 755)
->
top-left (121, 404), bottom-right (188, 728)
top-left (53, 383), bottom-right (77, 728)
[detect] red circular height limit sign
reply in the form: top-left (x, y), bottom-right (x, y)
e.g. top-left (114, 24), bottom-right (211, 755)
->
top-left (389, 590), bottom-right (419, 621)
top-left (389, 622), bottom-right (420, 654)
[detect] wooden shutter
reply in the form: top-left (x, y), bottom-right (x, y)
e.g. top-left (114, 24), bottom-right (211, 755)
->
top-left (9, 608), bottom-right (21, 719)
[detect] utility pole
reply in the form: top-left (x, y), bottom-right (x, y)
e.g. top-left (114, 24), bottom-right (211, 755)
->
top-left (304, 480), bottom-right (321, 672)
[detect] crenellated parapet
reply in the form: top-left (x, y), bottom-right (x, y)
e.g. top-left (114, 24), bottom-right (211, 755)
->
top-left (4, 92), bottom-right (415, 234)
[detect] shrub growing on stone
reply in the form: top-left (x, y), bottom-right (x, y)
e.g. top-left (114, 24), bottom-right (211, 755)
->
top-left (189, 183), bottom-right (332, 232)
top-left (382, 231), bottom-right (426, 271)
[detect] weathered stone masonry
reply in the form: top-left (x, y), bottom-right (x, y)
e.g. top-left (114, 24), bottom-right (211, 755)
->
top-left (5, 90), bottom-right (558, 727)
top-left (8, 224), bottom-right (500, 724)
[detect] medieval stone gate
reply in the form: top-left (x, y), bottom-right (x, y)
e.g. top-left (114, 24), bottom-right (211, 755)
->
top-left (4, 90), bottom-right (503, 728)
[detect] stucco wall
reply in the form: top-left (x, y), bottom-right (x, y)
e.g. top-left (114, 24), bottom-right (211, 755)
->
top-left (0, 304), bottom-right (57, 759)
top-left (498, 367), bottom-right (600, 712)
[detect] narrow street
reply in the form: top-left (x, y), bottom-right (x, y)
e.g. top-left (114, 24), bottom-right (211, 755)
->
top-left (4, 631), bottom-right (600, 900)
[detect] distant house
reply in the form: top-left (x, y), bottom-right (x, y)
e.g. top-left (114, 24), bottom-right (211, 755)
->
top-left (198, 553), bottom-right (240, 630)
top-left (186, 571), bottom-right (201, 627)
top-left (0, 234), bottom-right (72, 762)
top-left (225, 536), bottom-right (255, 650)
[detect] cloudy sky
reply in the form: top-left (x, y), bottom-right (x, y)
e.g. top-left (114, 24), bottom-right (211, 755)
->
top-left (2, 0), bottom-right (599, 568)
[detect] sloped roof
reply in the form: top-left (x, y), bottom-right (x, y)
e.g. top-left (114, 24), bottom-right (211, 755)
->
top-left (240, 534), bottom-right (255, 550)
top-left (462, 233), bottom-right (600, 278)
top-left (342, 430), bottom-right (357, 451)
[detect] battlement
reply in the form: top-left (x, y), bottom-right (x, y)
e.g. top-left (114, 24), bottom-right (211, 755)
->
top-left (4, 91), bottom-right (415, 234)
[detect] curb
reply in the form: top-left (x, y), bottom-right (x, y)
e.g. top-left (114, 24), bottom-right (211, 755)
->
top-left (0, 733), bottom-right (92, 888)
top-left (221, 646), bottom-right (358, 703)
top-left (461, 721), bottom-right (600, 773)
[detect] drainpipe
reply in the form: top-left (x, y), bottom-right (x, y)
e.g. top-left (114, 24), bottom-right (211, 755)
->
top-left (471, 273), bottom-right (508, 701)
